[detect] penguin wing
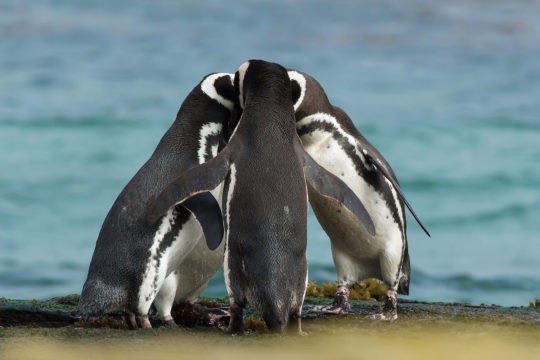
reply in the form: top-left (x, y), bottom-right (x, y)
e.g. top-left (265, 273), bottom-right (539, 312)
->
top-left (333, 105), bottom-right (430, 237)
top-left (362, 149), bottom-right (431, 238)
top-left (295, 140), bottom-right (376, 236)
top-left (182, 193), bottom-right (224, 251)
top-left (147, 153), bottom-right (230, 248)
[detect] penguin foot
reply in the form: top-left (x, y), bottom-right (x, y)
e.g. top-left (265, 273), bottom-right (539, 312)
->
top-left (162, 315), bottom-right (177, 328)
top-left (137, 315), bottom-right (153, 329)
top-left (225, 304), bottom-right (244, 334)
top-left (127, 312), bottom-right (138, 329)
top-left (126, 313), bottom-right (153, 329)
top-left (310, 286), bottom-right (350, 314)
top-left (287, 315), bottom-right (308, 336)
top-left (369, 289), bottom-right (398, 321)
top-left (205, 308), bottom-right (231, 326)
top-left (192, 304), bottom-right (231, 326)
top-left (310, 304), bottom-right (348, 315)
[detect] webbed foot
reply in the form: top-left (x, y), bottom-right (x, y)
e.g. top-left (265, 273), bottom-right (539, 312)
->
top-left (310, 285), bottom-right (350, 314)
top-left (369, 289), bottom-right (398, 321)
top-left (192, 304), bottom-right (231, 326)
top-left (226, 303), bottom-right (244, 334)
top-left (126, 313), bottom-right (153, 329)
top-left (162, 315), bottom-right (177, 328)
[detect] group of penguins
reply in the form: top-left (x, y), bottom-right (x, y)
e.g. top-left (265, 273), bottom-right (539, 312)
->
top-left (78, 59), bottom-right (430, 334)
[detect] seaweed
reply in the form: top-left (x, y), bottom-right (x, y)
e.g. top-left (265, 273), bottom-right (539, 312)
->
top-left (244, 315), bottom-right (269, 334)
top-left (197, 297), bottom-right (226, 308)
top-left (170, 302), bottom-right (202, 328)
top-left (305, 279), bottom-right (388, 301)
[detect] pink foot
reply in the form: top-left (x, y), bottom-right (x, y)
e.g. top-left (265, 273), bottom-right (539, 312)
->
top-left (310, 286), bottom-right (350, 314)
top-left (192, 304), bottom-right (231, 326)
top-left (137, 315), bottom-right (152, 329)
top-left (369, 289), bottom-right (398, 321)
top-left (162, 315), bottom-right (177, 328)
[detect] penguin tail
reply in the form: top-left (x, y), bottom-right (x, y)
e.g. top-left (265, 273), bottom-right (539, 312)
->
top-left (257, 291), bottom-right (299, 333)
top-left (77, 279), bottom-right (127, 318)
top-left (261, 306), bottom-right (289, 333)
top-left (398, 276), bottom-right (410, 296)
top-left (398, 243), bottom-right (411, 295)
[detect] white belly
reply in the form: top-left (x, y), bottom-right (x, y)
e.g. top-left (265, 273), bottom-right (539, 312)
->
top-left (300, 129), bottom-right (404, 282)
top-left (174, 183), bottom-right (225, 301)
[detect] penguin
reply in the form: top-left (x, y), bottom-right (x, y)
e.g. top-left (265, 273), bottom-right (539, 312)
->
top-left (287, 70), bottom-right (430, 320)
top-left (152, 221), bottom-right (226, 323)
top-left (78, 73), bottom-right (235, 328)
top-left (147, 59), bottom-right (375, 334)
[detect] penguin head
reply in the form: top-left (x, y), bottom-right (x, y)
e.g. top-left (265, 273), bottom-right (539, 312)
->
top-left (287, 70), bottom-right (333, 120)
top-left (227, 61), bottom-right (250, 138)
top-left (288, 70), bottom-right (307, 112)
top-left (198, 73), bottom-right (236, 143)
top-left (228, 60), bottom-right (293, 137)
top-left (200, 73), bottom-right (235, 111)
top-left (236, 60), bottom-right (250, 110)
top-left (236, 60), bottom-right (291, 105)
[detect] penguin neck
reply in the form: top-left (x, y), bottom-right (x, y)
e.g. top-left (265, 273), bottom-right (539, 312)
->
top-left (159, 101), bottom-right (228, 166)
top-left (236, 101), bottom-right (296, 146)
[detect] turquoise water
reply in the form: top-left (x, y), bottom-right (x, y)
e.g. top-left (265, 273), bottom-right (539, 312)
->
top-left (1, 0), bottom-right (539, 307)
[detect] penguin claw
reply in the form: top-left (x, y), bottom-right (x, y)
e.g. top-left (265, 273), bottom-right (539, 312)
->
top-left (162, 318), bottom-right (178, 328)
top-left (369, 289), bottom-right (398, 321)
top-left (193, 304), bottom-right (231, 326)
top-left (126, 312), bottom-right (138, 329)
top-left (139, 315), bottom-right (153, 329)
top-left (127, 314), bottom-right (152, 329)
top-left (205, 309), bottom-right (231, 326)
top-left (310, 285), bottom-right (351, 314)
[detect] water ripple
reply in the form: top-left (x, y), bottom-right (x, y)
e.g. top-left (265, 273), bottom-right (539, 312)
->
top-left (402, 173), bottom-right (540, 192)
top-left (428, 201), bottom-right (538, 227)
top-left (412, 269), bottom-right (539, 293)
top-left (0, 273), bottom-right (67, 287)
top-left (0, 116), bottom-right (150, 129)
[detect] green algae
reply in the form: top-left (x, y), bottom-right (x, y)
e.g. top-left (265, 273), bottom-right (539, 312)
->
top-left (305, 279), bottom-right (388, 301)
top-left (197, 297), bottom-right (228, 308)
top-left (243, 315), bottom-right (269, 334)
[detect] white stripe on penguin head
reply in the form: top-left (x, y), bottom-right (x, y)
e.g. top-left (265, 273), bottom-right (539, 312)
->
top-left (200, 73), bottom-right (234, 110)
top-left (197, 122), bottom-right (223, 164)
top-left (237, 61), bottom-right (250, 109)
top-left (287, 71), bottom-right (307, 111)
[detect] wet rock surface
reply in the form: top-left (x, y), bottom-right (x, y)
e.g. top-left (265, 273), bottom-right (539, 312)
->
top-left (1, 295), bottom-right (538, 330)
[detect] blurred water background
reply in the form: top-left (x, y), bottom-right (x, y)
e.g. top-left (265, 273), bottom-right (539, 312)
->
top-left (1, 0), bottom-right (539, 306)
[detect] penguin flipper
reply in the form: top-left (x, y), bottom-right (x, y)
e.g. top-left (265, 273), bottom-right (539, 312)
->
top-left (147, 153), bottom-right (230, 227)
top-left (362, 150), bottom-right (431, 238)
top-left (182, 192), bottom-right (224, 251)
top-left (295, 141), bottom-right (376, 236)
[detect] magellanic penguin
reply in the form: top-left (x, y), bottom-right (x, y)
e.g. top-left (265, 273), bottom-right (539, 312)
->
top-left (78, 73), bottom-right (235, 328)
top-left (147, 59), bottom-right (375, 334)
top-left (288, 70), bottom-right (430, 320)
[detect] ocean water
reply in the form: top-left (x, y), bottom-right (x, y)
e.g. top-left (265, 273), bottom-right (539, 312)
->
top-left (1, 0), bottom-right (539, 307)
